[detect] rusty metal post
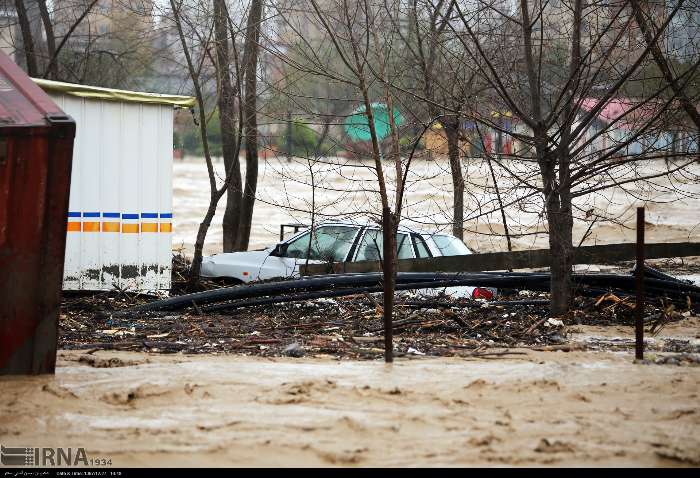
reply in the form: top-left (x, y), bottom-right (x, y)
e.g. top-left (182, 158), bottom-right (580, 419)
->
top-left (382, 206), bottom-right (394, 363)
top-left (635, 207), bottom-right (645, 361)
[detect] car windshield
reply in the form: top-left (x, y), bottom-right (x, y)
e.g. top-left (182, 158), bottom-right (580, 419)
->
top-left (283, 225), bottom-right (358, 261)
top-left (354, 230), bottom-right (413, 261)
top-left (431, 235), bottom-right (471, 256)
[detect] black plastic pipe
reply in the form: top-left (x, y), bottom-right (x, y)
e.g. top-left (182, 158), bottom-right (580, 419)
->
top-left (119, 269), bottom-right (700, 315)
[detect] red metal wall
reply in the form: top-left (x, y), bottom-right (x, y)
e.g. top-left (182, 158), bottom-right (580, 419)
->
top-left (0, 48), bottom-right (76, 374)
top-left (0, 123), bottom-right (74, 374)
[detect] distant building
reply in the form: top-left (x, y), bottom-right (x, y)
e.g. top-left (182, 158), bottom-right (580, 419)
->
top-left (0, 0), bottom-right (17, 61)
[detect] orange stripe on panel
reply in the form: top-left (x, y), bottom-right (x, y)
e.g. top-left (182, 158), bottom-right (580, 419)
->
top-left (82, 221), bottom-right (100, 232)
top-left (159, 223), bottom-right (172, 233)
top-left (67, 222), bottom-right (81, 232)
top-left (141, 223), bottom-right (158, 233)
top-left (102, 222), bottom-right (120, 232)
top-left (122, 223), bottom-right (139, 233)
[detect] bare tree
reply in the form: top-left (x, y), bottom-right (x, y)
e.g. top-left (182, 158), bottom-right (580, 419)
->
top-left (441, 0), bottom-right (700, 314)
top-left (237, 0), bottom-right (263, 251)
top-left (213, 0), bottom-right (243, 253)
top-left (169, 0), bottom-right (235, 287)
top-left (13, 0), bottom-right (38, 75)
top-left (629, 0), bottom-right (700, 130)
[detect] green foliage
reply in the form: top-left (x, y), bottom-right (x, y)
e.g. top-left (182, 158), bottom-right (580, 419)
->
top-left (276, 121), bottom-right (336, 156)
top-left (179, 110), bottom-right (224, 157)
top-left (399, 135), bottom-right (424, 152)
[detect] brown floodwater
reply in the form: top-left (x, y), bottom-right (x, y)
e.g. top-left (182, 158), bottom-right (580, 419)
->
top-left (172, 156), bottom-right (700, 255)
top-left (2, 317), bottom-right (699, 467)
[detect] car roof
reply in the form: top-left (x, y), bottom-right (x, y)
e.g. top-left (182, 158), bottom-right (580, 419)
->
top-left (306, 220), bottom-right (457, 238)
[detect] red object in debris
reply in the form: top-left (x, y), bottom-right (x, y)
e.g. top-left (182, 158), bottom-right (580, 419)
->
top-left (0, 52), bottom-right (76, 374)
top-left (472, 287), bottom-right (494, 300)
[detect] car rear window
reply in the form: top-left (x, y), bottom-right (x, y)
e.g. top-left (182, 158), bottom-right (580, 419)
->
top-left (431, 235), bottom-right (471, 256)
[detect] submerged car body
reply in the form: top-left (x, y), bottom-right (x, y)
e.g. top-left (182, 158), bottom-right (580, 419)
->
top-left (201, 222), bottom-right (494, 298)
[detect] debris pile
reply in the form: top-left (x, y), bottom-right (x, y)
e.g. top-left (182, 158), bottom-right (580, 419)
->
top-left (59, 287), bottom-right (695, 359)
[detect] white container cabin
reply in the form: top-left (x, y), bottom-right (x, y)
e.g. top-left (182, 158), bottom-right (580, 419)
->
top-left (33, 79), bottom-right (194, 292)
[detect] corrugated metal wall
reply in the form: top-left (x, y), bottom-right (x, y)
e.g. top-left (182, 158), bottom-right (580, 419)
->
top-left (52, 94), bottom-right (173, 291)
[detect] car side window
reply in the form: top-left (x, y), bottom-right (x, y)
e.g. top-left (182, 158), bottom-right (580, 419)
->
top-left (283, 226), bottom-right (358, 261)
top-left (413, 234), bottom-right (432, 258)
top-left (284, 231), bottom-right (311, 259)
top-left (354, 230), bottom-right (414, 261)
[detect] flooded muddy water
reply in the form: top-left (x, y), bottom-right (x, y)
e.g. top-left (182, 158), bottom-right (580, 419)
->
top-left (2, 331), bottom-right (699, 467)
top-left (173, 156), bottom-right (700, 256)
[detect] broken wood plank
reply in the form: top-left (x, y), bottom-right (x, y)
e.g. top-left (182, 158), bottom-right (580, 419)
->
top-left (301, 242), bottom-right (700, 275)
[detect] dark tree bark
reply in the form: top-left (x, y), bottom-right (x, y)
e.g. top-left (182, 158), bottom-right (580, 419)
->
top-left (42, 0), bottom-right (100, 80)
top-left (543, 154), bottom-right (574, 315)
top-left (236, 0), bottom-right (263, 251)
top-left (486, 154), bottom-right (512, 252)
top-left (444, 121), bottom-right (464, 240)
top-left (214, 0), bottom-right (243, 253)
top-left (544, 0), bottom-right (581, 315)
top-left (520, 0), bottom-right (577, 315)
top-left (37, 0), bottom-right (57, 79)
top-left (14, 0), bottom-right (38, 76)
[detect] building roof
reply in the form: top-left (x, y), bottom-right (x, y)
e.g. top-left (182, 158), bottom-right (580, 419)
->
top-left (32, 78), bottom-right (196, 108)
top-left (0, 51), bottom-right (68, 127)
top-left (579, 97), bottom-right (700, 131)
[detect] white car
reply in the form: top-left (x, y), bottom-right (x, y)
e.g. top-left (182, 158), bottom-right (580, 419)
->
top-left (200, 222), bottom-right (494, 299)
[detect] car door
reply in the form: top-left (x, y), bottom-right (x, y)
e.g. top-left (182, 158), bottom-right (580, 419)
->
top-left (351, 228), bottom-right (415, 261)
top-left (259, 225), bottom-right (361, 279)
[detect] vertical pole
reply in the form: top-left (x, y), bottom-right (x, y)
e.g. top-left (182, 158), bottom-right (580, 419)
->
top-left (382, 206), bottom-right (394, 363)
top-left (286, 110), bottom-right (292, 163)
top-left (635, 206), bottom-right (645, 361)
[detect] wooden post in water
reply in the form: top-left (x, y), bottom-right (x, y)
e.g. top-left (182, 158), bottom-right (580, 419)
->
top-left (635, 207), bottom-right (645, 361)
top-left (382, 206), bottom-right (394, 363)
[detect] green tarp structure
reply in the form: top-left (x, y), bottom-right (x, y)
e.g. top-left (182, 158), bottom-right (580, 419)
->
top-left (344, 102), bottom-right (403, 142)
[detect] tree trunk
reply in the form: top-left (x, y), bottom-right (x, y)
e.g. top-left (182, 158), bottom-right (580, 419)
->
top-left (541, 147), bottom-right (574, 315)
top-left (169, 0), bottom-right (228, 289)
top-left (546, 199), bottom-right (574, 315)
top-left (214, 0), bottom-right (242, 253)
top-left (545, 0), bottom-right (578, 315)
top-left (445, 122), bottom-right (464, 240)
top-left (236, 0), bottom-right (263, 252)
top-left (189, 203), bottom-right (218, 289)
top-left (381, 206), bottom-right (396, 363)
top-left (486, 155), bottom-right (512, 251)
top-left (15, 0), bottom-right (38, 76)
top-left (37, 0), bottom-right (57, 79)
